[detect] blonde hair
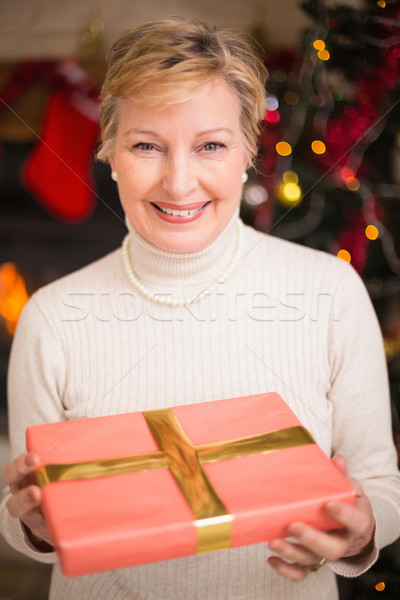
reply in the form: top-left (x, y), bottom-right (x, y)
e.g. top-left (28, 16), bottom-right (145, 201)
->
top-left (97, 16), bottom-right (268, 163)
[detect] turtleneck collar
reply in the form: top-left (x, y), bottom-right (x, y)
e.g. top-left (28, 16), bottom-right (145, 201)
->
top-left (124, 207), bottom-right (240, 292)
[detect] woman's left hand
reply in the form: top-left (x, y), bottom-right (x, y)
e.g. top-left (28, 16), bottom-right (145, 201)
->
top-left (267, 455), bottom-right (376, 581)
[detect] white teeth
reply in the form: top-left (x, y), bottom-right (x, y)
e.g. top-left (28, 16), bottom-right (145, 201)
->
top-left (157, 205), bottom-right (204, 217)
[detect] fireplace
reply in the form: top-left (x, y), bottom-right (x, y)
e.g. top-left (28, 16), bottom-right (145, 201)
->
top-left (0, 141), bottom-right (126, 433)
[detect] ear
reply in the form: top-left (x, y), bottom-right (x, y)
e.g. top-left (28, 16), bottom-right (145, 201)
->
top-left (243, 149), bottom-right (252, 173)
top-left (243, 158), bottom-right (252, 175)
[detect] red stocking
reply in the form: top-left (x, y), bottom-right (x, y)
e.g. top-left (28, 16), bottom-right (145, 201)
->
top-left (24, 89), bottom-right (99, 222)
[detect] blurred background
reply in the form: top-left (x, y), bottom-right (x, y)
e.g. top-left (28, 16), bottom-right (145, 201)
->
top-left (0, 0), bottom-right (399, 598)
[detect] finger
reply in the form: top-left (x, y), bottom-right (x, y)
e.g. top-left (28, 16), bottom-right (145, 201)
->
top-left (268, 556), bottom-right (310, 582)
top-left (325, 499), bottom-right (375, 554)
top-left (286, 522), bottom-right (350, 563)
top-left (6, 485), bottom-right (41, 520)
top-left (268, 538), bottom-right (320, 566)
top-left (325, 498), bottom-right (373, 535)
top-left (4, 454), bottom-right (39, 490)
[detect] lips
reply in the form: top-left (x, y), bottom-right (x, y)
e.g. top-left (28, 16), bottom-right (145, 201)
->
top-left (150, 201), bottom-right (211, 223)
top-left (151, 202), bottom-right (208, 217)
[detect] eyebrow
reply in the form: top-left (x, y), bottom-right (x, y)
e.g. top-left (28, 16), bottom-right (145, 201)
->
top-left (123, 127), bottom-right (235, 138)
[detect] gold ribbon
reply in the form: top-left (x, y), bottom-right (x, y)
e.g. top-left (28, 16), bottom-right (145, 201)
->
top-left (36, 408), bottom-right (315, 553)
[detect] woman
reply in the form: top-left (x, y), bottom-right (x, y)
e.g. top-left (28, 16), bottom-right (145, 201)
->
top-left (1, 16), bottom-right (400, 600)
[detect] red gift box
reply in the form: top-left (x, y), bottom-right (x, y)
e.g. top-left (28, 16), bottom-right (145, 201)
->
top-left (26, 392), bottom-right (355, 576)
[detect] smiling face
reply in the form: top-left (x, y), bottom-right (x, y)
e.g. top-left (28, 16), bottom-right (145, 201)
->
top-left (110, 79), bottom-right (249, 253)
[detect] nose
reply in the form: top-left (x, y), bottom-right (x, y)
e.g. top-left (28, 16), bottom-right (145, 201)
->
top-left (161, 151), bottom-right (198, 201)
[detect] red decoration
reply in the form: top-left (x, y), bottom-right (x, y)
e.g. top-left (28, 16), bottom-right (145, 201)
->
top-left (265, 110), bottom-right (281, 124)
top-left (24, 88), bottom-right (99, 222)
top-left (0, 60), bottom-right (100, 221)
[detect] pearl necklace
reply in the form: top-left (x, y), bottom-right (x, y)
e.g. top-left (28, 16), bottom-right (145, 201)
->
top-left (121, 219), bottom-right (244, 307)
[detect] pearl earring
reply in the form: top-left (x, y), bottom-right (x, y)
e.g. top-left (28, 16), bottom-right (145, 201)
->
top-left (111, 171), bottom-right (118, 181)
top-left (242, 172), bottom-right (248, 184)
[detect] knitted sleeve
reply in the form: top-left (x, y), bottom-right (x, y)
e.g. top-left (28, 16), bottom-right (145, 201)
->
top-left (0, 292), bottom-right (66, 563)
top-left (327, 261), bottom-right (400, 576)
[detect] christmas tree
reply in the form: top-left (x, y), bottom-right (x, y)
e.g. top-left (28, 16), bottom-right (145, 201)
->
top-left (245, 0), bottom-right (400, 462)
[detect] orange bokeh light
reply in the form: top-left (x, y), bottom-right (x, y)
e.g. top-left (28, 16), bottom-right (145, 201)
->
top-left (318, 49), bottom-right (330, 61)
top-left (365, 225), bottom-right (379, 240)
top-left (337, 249), bottom-right (351, 263)
top-left (313, 39), bottom-right (325, 51)
top-left (311, 140), bottom-right (326, 154)
top-left (276, 141), bottom-right (292, 156)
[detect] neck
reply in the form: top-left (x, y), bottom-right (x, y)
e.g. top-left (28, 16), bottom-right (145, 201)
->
top-left (122, 209), bottom-right (242, 304)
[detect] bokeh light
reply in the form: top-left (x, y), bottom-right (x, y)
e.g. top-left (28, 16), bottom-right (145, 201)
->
top-left (276, 141), bottom-right (292, 156)
top-left (277, 172), bottom-right (302, 206)
top-left (318, 49), bottom-right (330, 61)
top-left (244, 185), bottom-right (268, 206)
top-left (272, 69), bottom-right (287, 82)
top-left (340, 167), bottom-right (355, 183)
top-left (313, 40), bottom-right (325, 51)
top-left (265, 110), bottom-right (281, 124)
top-left (346, 178), bottom-right (360, 191)
top-left (331, 89), bottom-right (343, 101)
top-left (278, 171), bottom-right (303, 206)
top-left (266, 95), bottom-right (279, 111)
top-left (283, 171), bottom-right (299, 184)
top-left (365, 225), bottom-right (379, 240)
top-left (337, 249), bottom-right (351, 263)
top-left (282, 182), bottom-right (302, 203)
top-left (311, 140), bottom-right (326, 154)
top-left (375, 582), bottom-right (385, 591)
top-left (284, 91), bottom-right (299, 105)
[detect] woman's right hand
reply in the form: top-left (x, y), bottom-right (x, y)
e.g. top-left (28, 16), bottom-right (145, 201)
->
top-left (4, 453), bottom-right (54, 549)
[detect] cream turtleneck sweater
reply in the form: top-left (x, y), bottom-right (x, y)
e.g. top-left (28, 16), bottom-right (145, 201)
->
top-left (1, 212), bottom-right (400, 600)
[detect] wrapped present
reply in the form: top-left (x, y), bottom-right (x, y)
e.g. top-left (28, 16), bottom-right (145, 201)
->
top-left (26, 392), bottom-right (355, 576)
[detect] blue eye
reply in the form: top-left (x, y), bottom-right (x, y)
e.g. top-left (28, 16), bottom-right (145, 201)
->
top-left (134, 143), bottom-right (155, 151)
top-left (203, 142), bottom-right (223, 151)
